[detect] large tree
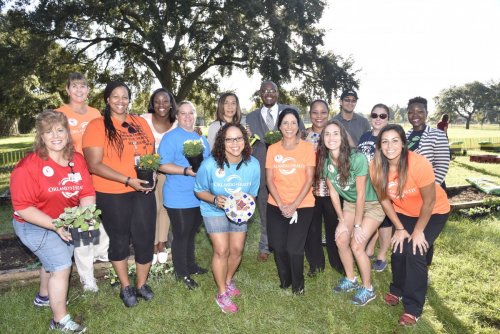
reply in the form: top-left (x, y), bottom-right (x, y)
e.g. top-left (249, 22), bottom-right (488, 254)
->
top-left (6, 0), bottom-right (358, 108)
top-left (434, 81), bottom-right (497, 129)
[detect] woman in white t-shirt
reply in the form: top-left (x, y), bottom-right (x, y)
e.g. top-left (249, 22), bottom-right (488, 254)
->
top-left (141, 88), bottom-right (178, 261)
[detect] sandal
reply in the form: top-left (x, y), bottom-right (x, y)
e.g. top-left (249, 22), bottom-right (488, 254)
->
top-left (399, 313), bottom-right (419, 326)
top-left (384, 292), bottom-right (401, 306)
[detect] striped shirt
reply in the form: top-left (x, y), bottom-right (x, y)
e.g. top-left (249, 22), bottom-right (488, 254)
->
top-left (406, 125), bottom-right (450, 184)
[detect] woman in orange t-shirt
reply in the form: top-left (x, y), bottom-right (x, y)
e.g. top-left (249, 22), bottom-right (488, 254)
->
top-left (266, 108), bottom-right (315, 295)
top-left (82, 81), bottom-right (156, 308)
top-left (370, 124), bottom-right (450, 326)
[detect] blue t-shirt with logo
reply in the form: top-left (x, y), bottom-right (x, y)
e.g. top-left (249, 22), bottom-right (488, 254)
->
top-left (194, 156), bottom-right (260, 217)
top-left (158, 126), bottom-right (210, 208)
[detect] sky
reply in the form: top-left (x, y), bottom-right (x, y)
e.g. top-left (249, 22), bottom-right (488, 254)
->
top-left (220, 0), bottom-right (500, 115)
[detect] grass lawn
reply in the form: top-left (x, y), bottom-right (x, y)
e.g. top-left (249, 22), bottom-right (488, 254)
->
top-left (0, 211), bottom-right (498, 333)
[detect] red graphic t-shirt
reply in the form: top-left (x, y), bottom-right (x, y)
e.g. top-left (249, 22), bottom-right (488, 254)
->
top-left (10, 152), bottom-right (95, 223)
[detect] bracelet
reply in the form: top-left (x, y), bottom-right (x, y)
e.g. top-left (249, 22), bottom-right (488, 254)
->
top-left (213, 195), bottom-right (218, 206)
top-left (125, 176), bottom-right (131, 187)
top-left (183, 167), bottom-right (188, 176)
top-left (396, 228), bottom-right (405, 231)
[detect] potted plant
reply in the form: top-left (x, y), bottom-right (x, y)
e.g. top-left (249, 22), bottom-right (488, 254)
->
top-left (183, 139), bottom-right (204, 172)
top-left (264, 130), bottom-right (282, 147)
top-left (53, 204), bottom-right (102, 247)
top-left (135, 153), bottom-right (160, 187)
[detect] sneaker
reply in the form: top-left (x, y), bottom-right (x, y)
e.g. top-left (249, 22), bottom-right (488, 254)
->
top-left (352, 287), bottom-right (376, 306)
top-left (384, 292), bottom-right (401, 306)
top-left (372, 260), bottom-right (387, 272)
top-left (49, 314), bottom-right (86, 333)
top-left (136, 284), bottom-right (154, 301)
top-left (33, 292), bottom-right (50, 308)
top-left (226, 280), bottom-right (241, 297)
top-left (399, 313), bottom-right (419, 326)
top-left (215, 292), bottom-right (238, 314)
top-left (119, 286), bottom-right (138, 307)
top-left (333, 277), bottom-right (359, 293)
top-left (82, 277), bottom-right (98, 293)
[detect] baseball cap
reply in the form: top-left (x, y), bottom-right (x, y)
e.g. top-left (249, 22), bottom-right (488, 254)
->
top-left (340, 89), bottom-right (358, 100)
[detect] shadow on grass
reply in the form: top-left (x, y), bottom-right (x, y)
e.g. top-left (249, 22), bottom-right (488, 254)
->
top-left (453, 160), bottom-right (500, 178)
top-left (426, 286), bottom-right (474, 334)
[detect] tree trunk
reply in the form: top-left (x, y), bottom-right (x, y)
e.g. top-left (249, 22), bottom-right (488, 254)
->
top-left (465, 117), bottom-right (471, 129)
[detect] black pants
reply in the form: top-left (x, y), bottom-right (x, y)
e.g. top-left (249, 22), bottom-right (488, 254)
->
top-left (426, 181), bottom-right (447, 266)
top-left (390, 212), bottom-right (448, 317)
top-left (97, 191), bottom-right (156, 264)
top-left (167, 207), bottom-right (203, 277)
top-left (304, 196), bottom-right (344, 274)
top-left (267, 204), bottom-right (313, 293)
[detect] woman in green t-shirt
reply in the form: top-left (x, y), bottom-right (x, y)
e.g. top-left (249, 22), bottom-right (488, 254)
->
top-left (317, 120), bottom-right (384, 306)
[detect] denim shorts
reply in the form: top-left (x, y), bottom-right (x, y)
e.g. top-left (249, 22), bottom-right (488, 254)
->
top-left (203, 215), bottom-right (248, 234)
top-left (12, 218), bottom-right (74, 272)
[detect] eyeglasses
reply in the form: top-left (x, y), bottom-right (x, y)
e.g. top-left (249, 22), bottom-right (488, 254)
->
top-left (370, 113), bottom-right (388, 120)
top-left (225, 136), bottom-right (244, 144)
top-left (121, 122), bottom-right (137, 133)
top-left (343, 99), bottom-right (357, 103)
top-left (260, 89), bottom-right (277, 94)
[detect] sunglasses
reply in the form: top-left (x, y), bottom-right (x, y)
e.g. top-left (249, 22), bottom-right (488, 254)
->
top-left (121, 122), bottom-right (137, 133)
top-left (370, 113), bottom-right (388, 120)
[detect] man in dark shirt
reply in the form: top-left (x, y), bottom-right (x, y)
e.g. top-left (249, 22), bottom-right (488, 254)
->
top-left (332, 89), bottom-right (370, 146)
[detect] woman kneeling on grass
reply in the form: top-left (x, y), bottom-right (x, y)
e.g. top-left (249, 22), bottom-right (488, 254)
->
top-left (317, 120), bottom-right (384, 306)
top-left (194, 123), bottom-right (260, 313)
top-left (11, 110), bottom-right (93, 332)
top-left (370, 124), bottom-right (450, 326)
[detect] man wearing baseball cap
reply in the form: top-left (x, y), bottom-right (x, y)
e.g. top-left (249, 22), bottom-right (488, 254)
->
top-left (332, 89), bottom-right (370, 147)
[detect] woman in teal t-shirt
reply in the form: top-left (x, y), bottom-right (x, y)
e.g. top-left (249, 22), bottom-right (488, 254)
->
top-left (317, 120), bottom-right (384, 306)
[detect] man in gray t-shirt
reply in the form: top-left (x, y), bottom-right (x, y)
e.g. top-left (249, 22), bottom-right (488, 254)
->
top-left (332, 89), bottom-right (370, 147)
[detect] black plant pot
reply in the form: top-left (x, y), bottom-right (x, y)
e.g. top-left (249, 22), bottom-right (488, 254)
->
top-left (186, 153), bottom-right (204, 173)
top-left (69, 227), bottom-right (100, 247)
top-left (135, 167), bottom-right (155, 188)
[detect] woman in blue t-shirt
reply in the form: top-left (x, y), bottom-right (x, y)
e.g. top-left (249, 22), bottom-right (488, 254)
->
top-left (194, 123), bottom-right (260, 314)
top-left (158, 101), bottom-right (210, 290)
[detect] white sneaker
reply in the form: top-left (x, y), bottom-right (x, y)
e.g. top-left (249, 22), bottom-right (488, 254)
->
top-left (82, 277), bottom-right (98, 292)
top-left (152, 253), bottom-right (158, 265)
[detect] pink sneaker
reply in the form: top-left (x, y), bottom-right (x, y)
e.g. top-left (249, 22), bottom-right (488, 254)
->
top-left (226, 280), bottom-right (241, 297)
top-left (215, 292), bottom-right (238, 314)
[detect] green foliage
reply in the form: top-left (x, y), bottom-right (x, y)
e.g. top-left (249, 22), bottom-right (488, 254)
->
top-left (434, 81), bottom-right (499, 129)
top-left (137, 153), bottom-right (160, 170)
top-left (264, 130), bottom-right (283, 145)
top-left (53, 205), bottom-right (101, 231)
top-left (182, 139), bottom-right (204, 157)
top-left (7, 0), bottom-right (358, 105)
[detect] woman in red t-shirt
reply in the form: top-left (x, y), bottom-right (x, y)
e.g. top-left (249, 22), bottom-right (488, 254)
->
top-left (11, 110), bottom-right (93, 332)
top-left (370, 124), bottom-right (450, 326)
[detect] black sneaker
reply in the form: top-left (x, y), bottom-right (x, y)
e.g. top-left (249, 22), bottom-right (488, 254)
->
top-left (176, 275), bottom-right (199, 290)
top-left (190, 266), bottom-right (208, 275)
top-left (120, 286), bottom-right (138, 307)
top-left (49, 314), bottom-right (86, 333)
top-left (136, 284), bottom-right (154, 301)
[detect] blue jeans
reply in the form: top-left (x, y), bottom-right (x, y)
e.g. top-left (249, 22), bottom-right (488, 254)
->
top-left (12, 218), bottom-right (73, 272)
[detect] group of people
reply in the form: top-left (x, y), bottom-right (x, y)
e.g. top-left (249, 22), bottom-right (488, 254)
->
top-left (10, 73), bottom-right (451, 332)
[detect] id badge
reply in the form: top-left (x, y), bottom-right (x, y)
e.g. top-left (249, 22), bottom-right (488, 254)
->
top-left (68, 172), bottom-right (82, 182)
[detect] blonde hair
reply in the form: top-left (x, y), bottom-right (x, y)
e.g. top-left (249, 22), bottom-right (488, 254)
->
top-left (33, 110), bottom-right (74, 160)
